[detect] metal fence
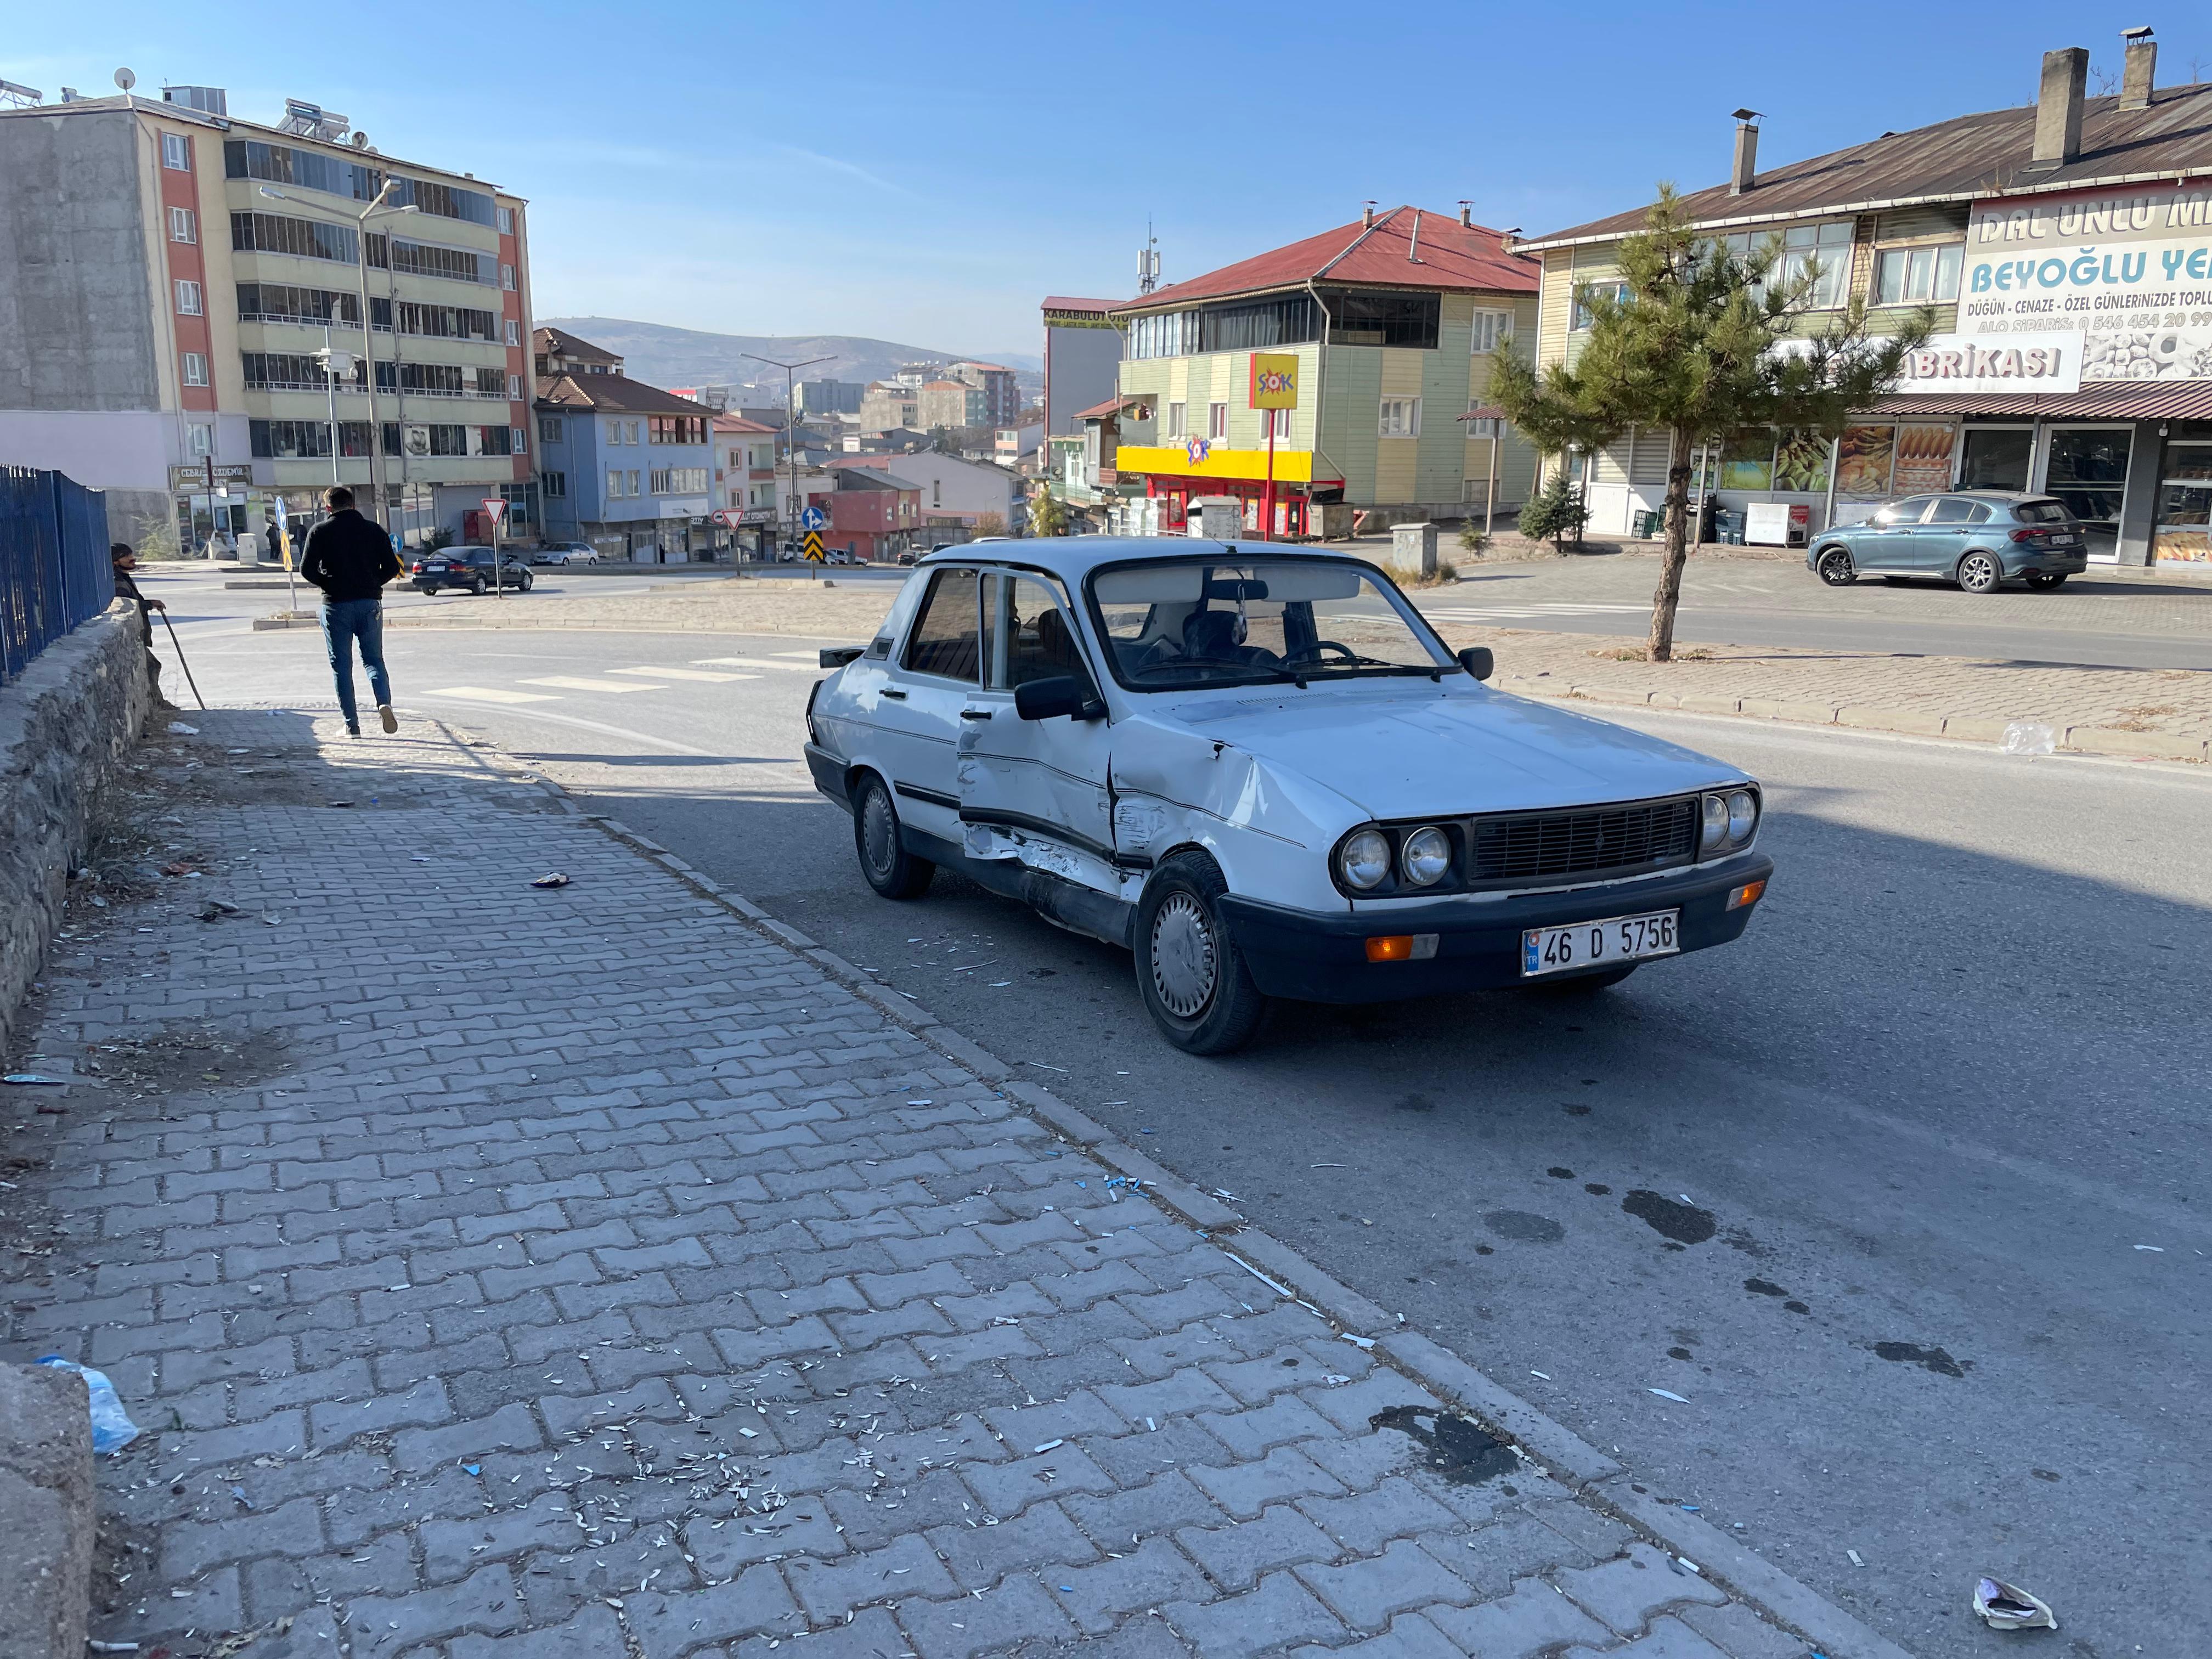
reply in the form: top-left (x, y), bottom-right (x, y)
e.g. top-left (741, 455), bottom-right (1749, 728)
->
top-left (1, 467), bottom-right (115, 687)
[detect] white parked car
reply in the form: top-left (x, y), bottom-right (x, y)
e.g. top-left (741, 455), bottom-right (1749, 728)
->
top-left (804, 540), bottom-right (1773, 1054)
top-left (532, 543), bottom-right (601, 566)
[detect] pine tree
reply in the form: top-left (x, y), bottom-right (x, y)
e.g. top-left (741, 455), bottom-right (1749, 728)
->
top-left (1488, 187), bottom-right (1933, 660)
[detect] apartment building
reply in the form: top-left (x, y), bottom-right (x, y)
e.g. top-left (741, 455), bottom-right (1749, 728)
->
top-left (1520, 27), bottom-right (2207, 566)
top-left (0, 87), bottom-right (533, 552)
top-left (944, 360), bottom-right (1021, 427)
top-left (916, 379), bottom-right (985, 431)
top-left (1108, 206), bottom-right (1540, 535)
top-left (532, 328), bottom-right (718, 561)
top-left (858, 380), bottom-right (919, 435)
top-left (715, 412), bottom-right (779, 556)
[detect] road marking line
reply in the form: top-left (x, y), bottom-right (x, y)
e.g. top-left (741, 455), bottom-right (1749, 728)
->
top-left (606, 666), bottom-right (759, 682)
top-left (422, 685), bottom-right (560, 704)
top-left (771, 650), bottom-right (823, 659)
top-left (692, 657), bottom-right (820, 672)
top-left (521, 676), bottom-right (666, 692)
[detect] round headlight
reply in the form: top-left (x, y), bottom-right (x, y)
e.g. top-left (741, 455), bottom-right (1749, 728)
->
top-left (1700, 793), bottom-right (1730, 853)
top-left (1339, 828), bottom-right (1392, 891)
top-left (1726, 789), bottom-right (1757, 844)
top-left (1401, 826), bottom-right (1451, 888)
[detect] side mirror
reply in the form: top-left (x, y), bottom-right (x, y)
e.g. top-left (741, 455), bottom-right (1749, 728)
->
top-left (1457, 646), bottom-right (1494, 681)
top-left (819, 645), bottom-right (865, 669)
top-left (1014, 675), bottom-right (1098, 721)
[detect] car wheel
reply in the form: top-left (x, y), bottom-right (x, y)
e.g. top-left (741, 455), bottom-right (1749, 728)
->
top-left (1525, 963), bottom-right (1639, 995)
top-left (2024, 571), bottom-right (2068, 589)
top-left (518, 573), bottom-right (534, 592)
top-left (852, 775), bottom-right (933, 900)
top-left (470, 575), bottom-right (487, 595)
top-left (1134, 853), bottom-right (1268, 1056)
top-left (1956, 550), bottom-right (2002, 593)
top-left (1815, 547), bottom-right (1855, 585)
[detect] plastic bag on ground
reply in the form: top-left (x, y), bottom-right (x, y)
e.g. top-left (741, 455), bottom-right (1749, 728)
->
top-left (1974, 1576), bottom-right (2058, 1631)
top-left (2000, 721), bottom-right (2056, 757)
top-left (35, 1356), bottom-right (140, 1454)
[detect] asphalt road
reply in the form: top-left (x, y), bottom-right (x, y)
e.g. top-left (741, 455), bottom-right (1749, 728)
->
top-left (154, 582), bottom-right (2212, 1656)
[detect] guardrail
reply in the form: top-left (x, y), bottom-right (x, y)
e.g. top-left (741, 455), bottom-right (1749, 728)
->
top-left (1, 467), bottom-right (113, 687)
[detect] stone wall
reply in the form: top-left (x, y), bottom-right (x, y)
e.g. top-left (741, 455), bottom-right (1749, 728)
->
top-left (0, 605), bottom-right (151, 1058)
top-left (0, 1362), bottom-right (94, 1659)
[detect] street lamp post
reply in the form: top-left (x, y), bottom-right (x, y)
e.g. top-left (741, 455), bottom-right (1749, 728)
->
top-left (743, 352), bottom-right (831, 569)
top-left (260, 182), bottom-right (416, 533)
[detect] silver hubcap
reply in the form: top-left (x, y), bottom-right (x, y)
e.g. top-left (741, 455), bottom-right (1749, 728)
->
top-left (1962, 555), bottom-right (1996, 589)
top-left (861, 790), bottom-right (898, 876)
top-left (1150, 893), bottom-right (1217, 1019)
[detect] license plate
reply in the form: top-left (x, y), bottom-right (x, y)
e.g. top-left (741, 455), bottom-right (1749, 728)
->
top-left (2047, 536), bottom-right (2079, 546)
top-left (1522, 909), bottom-right (1680, 977)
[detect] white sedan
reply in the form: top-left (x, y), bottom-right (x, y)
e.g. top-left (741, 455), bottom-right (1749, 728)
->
top-left (804, 540), bottom-right (1772, 1054)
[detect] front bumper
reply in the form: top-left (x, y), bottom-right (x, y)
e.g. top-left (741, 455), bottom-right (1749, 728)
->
top-left (1220, 851), bottom-right (1773, 1004)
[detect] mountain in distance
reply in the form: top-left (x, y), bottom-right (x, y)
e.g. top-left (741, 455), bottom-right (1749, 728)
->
top-left (540, 317), bottom-right (1042, 401)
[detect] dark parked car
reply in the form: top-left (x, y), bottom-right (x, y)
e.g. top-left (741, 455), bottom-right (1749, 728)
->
top-left (411, 547), bottom-right (535, 595)
top-left (1807, 491), bottom-right (2088, 592)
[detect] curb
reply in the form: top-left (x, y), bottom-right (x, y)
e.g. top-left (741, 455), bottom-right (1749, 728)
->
top-left (443, 721), bottom-right (1914, 1659)
top-left (1502, 675), bottom-right (2209, 764)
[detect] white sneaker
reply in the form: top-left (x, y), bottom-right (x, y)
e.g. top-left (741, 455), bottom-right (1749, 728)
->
top-left (378, 704), bottom-right (398, 733)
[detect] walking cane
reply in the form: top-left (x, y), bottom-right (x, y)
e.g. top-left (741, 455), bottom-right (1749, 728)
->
top-left (155, 608), bottom-right (207, 710)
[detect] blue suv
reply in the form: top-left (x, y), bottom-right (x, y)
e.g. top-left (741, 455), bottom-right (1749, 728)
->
top-left (1807, 492), bottom-right (2089, 592)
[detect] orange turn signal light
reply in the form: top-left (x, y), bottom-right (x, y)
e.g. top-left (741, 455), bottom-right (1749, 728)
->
top-left (1365, 933), bottom-right (1438, 963)
top-left (1726, 879), bottom-right (1767, 911)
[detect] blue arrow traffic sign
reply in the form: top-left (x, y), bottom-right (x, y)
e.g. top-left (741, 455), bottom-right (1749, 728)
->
top-left (798, 505), bottom-right (826, 532)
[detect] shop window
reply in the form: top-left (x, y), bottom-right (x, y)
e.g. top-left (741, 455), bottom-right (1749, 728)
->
top-left (2044, 427), bottom-right (2129, 555)
top-left (2155, 442), bottom-right (2212, 561)
top-left (1379, 398), bottom-right (1421, 438)
top-left (1875, 243), bottom-right (1964, 305)
top-left (1959, 428), bottom-right (2032, 492)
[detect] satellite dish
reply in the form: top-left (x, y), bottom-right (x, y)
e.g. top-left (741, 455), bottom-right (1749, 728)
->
top-left (114, 67), bottom-right (136, 92)
top-left (351, 131), bottom-right (369, 148)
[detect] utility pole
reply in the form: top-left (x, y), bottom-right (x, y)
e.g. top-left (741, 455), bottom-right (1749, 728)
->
top-left (744, 352), bottom-right (831, 567)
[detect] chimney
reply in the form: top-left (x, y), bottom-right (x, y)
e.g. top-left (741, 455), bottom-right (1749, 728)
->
top-left (1729, 110), bottom-right (1762, 195)
top-left (1458, 200), bottom-right (1473, 228)
top-left (1361, 201), bottom-right (1376, 228)
top-left (2033, 46), bottom-right (2088, 168)
top-left (2121, 26), bottom-right (2156, 110)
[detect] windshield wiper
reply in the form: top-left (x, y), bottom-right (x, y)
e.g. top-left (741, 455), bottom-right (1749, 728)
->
top-left (1298, 659), bottom-right (1445, 681)
top-left (1125, 660), bottom-right (1308, 689)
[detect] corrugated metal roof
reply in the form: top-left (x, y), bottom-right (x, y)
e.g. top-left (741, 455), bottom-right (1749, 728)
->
top-left (1864, 382), bottom-right (2212, 419)
top-left (1524, 82), bottom-right (2212, 249)
top-left (1111, 207), bottom-right (1536, 314)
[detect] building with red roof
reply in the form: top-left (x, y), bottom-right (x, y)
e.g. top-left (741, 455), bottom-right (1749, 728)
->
top-left (1102, 206), bottom-right (1540, 535)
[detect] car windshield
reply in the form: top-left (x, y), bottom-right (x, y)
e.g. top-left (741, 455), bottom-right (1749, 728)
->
top-left (1088, 558), bottom-right (1451, 691)
top-left (2014, 499), bottom-right (2073, 523)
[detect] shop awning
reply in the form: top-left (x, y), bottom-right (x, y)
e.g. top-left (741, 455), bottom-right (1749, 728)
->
top-left (1861, 382), bottom-right (2212, 420)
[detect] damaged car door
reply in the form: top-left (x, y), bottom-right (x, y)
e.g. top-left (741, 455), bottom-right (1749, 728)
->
top-left (955, 569), bottom-right (1126, 942)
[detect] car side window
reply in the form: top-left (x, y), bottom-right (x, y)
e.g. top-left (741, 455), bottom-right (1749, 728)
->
top-left (1926, 497), bottom-right (1984, 524)
top-left (991, 574), bottom-right (1097, 695)
top-left (1875, 495), bottom-right (1936, 526)
top-left (902, 568), bottom-right (979, 681)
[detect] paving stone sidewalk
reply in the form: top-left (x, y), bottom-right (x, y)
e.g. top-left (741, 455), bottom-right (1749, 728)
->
top-left (4, 712), bottom-right (1877, 1659)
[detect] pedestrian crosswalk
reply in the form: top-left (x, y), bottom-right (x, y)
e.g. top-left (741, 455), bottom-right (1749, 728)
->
top-left (422, 655), bottom-right (813, 710)
top-left (1422, 601), bottom-right (1650, 623)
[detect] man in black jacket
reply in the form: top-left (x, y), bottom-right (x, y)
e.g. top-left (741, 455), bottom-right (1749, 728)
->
top-left (299, 486), bottom-right (403, 736)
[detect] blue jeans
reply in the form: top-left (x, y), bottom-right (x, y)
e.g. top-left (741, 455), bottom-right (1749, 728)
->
top-left (320, 597), bottom-right (392, 728)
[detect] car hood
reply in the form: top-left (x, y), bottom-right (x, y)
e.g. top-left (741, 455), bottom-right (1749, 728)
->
top-left (1165, 686), bottom-right (1743, 818)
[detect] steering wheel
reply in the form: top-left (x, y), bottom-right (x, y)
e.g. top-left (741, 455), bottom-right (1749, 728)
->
top-left (1283, 640), bottom-right (1359, 666)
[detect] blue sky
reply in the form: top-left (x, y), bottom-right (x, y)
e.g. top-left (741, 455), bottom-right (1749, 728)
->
top-left (18, 4), bottom-right (2208, 359)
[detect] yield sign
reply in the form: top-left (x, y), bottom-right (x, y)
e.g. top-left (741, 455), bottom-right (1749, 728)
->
top-left (479, 499), bottom-right (507, 526)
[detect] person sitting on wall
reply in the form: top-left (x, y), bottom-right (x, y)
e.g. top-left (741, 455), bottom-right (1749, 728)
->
top-left (110, 543), bottom-right (170, 708)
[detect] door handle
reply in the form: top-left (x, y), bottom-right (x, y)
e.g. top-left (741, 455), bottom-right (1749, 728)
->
top-left (959, 708), bottom-right (994, 721)
top-left (879, 688), bottom-right (907, 700)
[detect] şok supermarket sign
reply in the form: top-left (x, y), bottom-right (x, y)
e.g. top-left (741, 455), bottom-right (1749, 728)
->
top-left (1964, 183), bottom-right (2212, 382)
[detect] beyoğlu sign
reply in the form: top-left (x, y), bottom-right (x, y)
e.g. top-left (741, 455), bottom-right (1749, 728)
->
top-left (1965, 183), bottom-right (2212, 381)
top-left (1895, 332), bottom-right (2083, 394)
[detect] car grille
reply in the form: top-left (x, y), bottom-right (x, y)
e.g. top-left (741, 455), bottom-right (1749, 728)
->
top-left (1467, 796), bottom-right (1699, 885)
